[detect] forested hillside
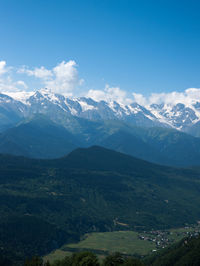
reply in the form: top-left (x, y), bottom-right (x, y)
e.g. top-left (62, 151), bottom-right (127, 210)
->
top-left (1, 147), bottom-right (200, 264)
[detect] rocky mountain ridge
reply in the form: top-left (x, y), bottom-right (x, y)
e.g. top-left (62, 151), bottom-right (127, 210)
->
top-left (1, 88), bottom-right (200, 135)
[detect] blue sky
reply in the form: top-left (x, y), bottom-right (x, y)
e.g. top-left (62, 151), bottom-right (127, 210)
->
top-left (0, 0), bottom-right (200, 103)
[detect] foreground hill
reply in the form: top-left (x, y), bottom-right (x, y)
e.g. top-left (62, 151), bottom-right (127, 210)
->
top-left (1, 146), bottom-right (200, 263)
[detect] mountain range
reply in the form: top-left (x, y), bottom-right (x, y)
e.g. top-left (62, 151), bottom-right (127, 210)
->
top-left (1, 88), bottom-right (200, 135)
top-left (1, 89), bottom-right (200, 264)
top-left (1, 88), bottom-right (200, 166)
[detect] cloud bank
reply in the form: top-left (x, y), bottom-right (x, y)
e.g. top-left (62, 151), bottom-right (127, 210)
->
top-left (1, 60), bottom-right (200, 107)
top-left (86, 85), bottom-right (133, 105)
top-left (19, 60), bottom-right (83, 96)
top-left (0, 61), bottom-right (7, 75)
top-left (133, 88), bottom-right (200, 107)
top-left (0, 61), bottom-right (27, 93)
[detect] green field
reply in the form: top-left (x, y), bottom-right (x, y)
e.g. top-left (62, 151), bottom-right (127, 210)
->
top-left (67, 231), bottom-right (156, 254)
top-left (44, 231), bottom-right (157, 263)
top-left (44, 225), bottom-right (200, 263)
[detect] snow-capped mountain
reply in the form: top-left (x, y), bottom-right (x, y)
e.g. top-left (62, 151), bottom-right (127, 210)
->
top-left (0, 93), bottom-right (29, 131)
top-left (149, 103), bottom-right (200, 130)
top-left (2, 88), bottom-right (200, 135)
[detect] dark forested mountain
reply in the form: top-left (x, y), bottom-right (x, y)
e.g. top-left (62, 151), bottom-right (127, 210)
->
top-left (1, 146), bottom-right (200, 263)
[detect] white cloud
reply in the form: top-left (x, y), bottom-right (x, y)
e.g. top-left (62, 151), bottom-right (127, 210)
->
top-left (132, 88), bottom-right (200, 107)
top-left (19, 60), bottom-right (82, 95)
top-left (86, 85), bottom-right (133, 105)
top-left (0, 76), bottom-right (16, 92)
top-left (1, 59), bottom-right (200, 109)
top-left (15, 80), bottom-right (28, 89)
top-left (19, 65), bottom-right (52, 79)
top-left (46, 60), bottom-right (81, 94)
top-left (132, 93), bottom-right (147, 106)
top-left (86, 89), bottom-right (106, 101)
top-left (0, 61), bottom-right (29, 93)
top-left (0, 61), bottom-right (7, 75)
top-left (0, 76), bottom-right (28, 93)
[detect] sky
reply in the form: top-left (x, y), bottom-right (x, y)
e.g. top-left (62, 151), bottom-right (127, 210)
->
top-left (0, 0), bottom-right (200, 105)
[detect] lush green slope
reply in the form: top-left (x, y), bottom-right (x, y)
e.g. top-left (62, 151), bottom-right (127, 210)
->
top-left (1, 147), bottom-right (200, 263)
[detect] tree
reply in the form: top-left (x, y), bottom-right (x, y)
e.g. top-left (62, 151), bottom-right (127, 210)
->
top-left (123, 257), bottom-right (144, 266)
top-left (52, 255), bottom-right (73, 266)
top-left (71, 251), bottom-right (100, 266)
top-left (103, 252), bottom-right (125, 266)
top-left (44, 261), bottom-right (51, 266)
top-left (24, 256), bottom-right (43, 266)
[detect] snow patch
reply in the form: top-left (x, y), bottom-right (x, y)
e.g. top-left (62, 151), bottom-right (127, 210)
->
top-left (79, 101), bottom-right (96, 112)
top-left (5, 91), bottom-right (34, 104)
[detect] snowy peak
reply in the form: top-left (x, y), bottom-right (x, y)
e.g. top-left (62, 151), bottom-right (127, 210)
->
top-left (26, 88), bottom-right (70, 114)
top-left (149, 102), bottom-right (200, 130)
top-left (0, 93), bottom-right (14, 103)
top-left (1, 89), bottom-right (200, 133)
top-left (0, 92), bottom-right (28, 115)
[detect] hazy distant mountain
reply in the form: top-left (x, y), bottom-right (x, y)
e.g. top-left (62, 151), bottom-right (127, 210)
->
top-left (0, 114), bottom-right (79, 158)
top-left (125, 126), bottom-right (200, 166)
top-left (1, 113), bottom-right (200, 166)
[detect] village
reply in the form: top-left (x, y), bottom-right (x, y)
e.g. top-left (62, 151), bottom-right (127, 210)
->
top-left (138, 223), bottom-right (200, 251)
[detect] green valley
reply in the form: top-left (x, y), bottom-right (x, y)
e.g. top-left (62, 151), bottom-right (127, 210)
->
top-left (1, 146), bottom-right (200, 264)
top-left (44, 225), bottom-right (200, 263)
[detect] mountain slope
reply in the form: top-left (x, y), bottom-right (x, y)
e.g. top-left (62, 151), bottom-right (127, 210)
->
top-left (0, 93), bottom-right (27, 132)
top-left (0, 114), bottom-right (79, 158)
top-left (1, 114), bottom-right (200, 166)
top-left (126, 126), bottom-right (200, 166)
top-left (97, 130), bottom-right (171, 165)
top-left (147, 235), bottom-right (200, 266)
top-left (82, 122), bottom-right (200, 166)
top-left (1, 147), bottom-right (200, 263)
